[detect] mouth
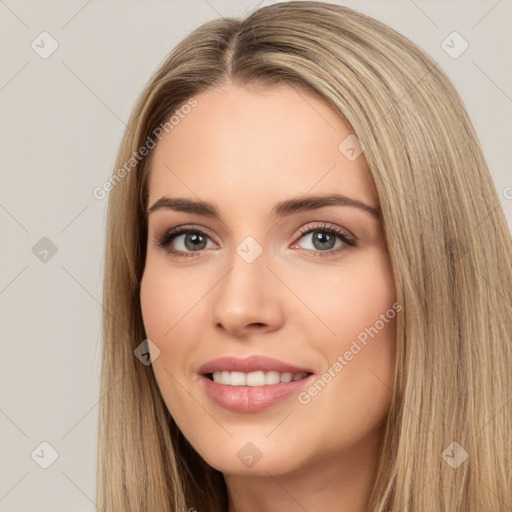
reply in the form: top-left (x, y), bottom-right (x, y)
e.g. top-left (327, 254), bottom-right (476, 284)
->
top-left (205, 370), bottom-right (311, 386)
top-left (198, 355), bottom-right (314, 412)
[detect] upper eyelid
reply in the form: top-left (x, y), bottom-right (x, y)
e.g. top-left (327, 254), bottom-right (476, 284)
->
top-left (160, 224), bottom-right (219, 242)
top-left (297, 222), bottom-right (354, 237)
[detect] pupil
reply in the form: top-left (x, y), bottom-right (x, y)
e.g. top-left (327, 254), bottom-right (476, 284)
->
top-left (185, 233), bottom-right (206, 251)
top-left (313, 231), bottom-right (335, 250)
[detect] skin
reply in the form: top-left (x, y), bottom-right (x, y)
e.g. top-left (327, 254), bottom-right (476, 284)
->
top-left (140, 81), bottom-right (397, 512)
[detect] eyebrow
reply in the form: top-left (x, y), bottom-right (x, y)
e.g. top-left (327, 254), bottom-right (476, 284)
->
top-left (147, 194), bottom-right (380, 219)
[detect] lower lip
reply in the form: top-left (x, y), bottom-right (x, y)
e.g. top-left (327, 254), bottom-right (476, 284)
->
top-left (200, 374), bottom-right (313, 412)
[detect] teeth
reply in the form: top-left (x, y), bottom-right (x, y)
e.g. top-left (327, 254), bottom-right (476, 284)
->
top-left (211, 371), bottom-right (308, 386)
top-left (265, 371), bottom-right (280, 385)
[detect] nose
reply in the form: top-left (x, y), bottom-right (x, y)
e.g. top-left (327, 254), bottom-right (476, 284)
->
top-left (210, 249), bottom-right (285, 338)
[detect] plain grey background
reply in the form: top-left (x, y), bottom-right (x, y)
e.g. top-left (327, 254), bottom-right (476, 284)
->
top-left (1, 0), bottom-right (511, 510)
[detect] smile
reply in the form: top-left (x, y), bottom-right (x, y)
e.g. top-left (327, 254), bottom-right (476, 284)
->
top-left (198, 355), bottom-right (314, 412)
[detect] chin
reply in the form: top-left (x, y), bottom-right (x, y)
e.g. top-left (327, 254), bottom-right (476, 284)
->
top-left (189, 434), bottom-right (306, 476)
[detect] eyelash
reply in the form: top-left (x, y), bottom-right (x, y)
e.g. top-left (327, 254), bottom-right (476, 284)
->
top-left (155, 222), bottom-right (357, 260)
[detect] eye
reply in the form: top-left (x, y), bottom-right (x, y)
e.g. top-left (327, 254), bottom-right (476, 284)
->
top-left (156, 226), bottom-right (216, 259)
top-left (155, 222), bottom-right (357, 260)
top-left (291, 222), bottom-right (357, 258)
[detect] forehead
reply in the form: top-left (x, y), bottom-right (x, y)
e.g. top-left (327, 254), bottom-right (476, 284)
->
top-left (146, 82), bottom-right (377, 210)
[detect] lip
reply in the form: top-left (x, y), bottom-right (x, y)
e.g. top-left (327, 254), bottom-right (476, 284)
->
top-left (198, 355), bottom-right (313, 375)
top-left (198, 355), bottom-right (314, 413)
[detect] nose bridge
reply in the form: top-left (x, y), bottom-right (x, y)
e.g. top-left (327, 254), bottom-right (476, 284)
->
top-left (210, 237), bottom-right (284, 334)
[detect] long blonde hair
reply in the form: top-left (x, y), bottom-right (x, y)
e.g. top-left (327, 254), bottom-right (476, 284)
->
top-left (97, 2), bottom-right (512, 510)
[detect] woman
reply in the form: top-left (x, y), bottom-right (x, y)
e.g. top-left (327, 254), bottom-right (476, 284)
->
top-left (97, 2), bottom-right (512, 510)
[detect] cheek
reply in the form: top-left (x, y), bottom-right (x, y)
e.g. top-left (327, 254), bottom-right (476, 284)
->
top-left (295, 250), bottom-right (397, 414)
top-left (140, 273), bottom-right (169, 345)
top-left (290, 249), bottom-right (396, 344)
top-left (140, 262), bottom-right (201, 342)
top-left (139, 268), bottom-right (196, 418)
top-left (328, 265), bottom-right (397, 428)
top-left (139, 267), bottom-right (190, 394)
top-left (140, 263), bottom-right (210, 381)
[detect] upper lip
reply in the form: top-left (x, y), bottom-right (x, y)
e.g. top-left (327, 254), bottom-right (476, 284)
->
top-left (198, 355), bottom-right (313, 375)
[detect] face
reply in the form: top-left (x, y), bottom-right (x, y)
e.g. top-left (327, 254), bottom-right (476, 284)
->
top-left (140, 82), bottom-right (397, 477)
